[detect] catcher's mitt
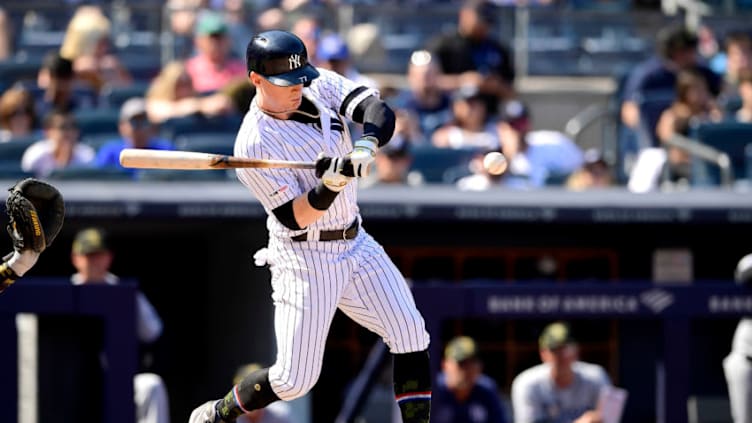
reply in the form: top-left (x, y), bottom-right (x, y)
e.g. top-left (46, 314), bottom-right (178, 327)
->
top-left (6, 178), bottom-right (65, 253)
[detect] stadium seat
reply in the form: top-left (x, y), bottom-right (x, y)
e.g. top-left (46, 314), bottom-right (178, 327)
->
top-left (161, 114), bottom-right (243, 140)
top-left (0, 161), bottom-right (33, 180)
top-left (0, 57), bottom-right (44, 92)
top-left (81, 133), bottom-right (121, 152)
top-left (74, 110), bottom-right (121, 137)
top-left (174, 133), bottom-right (237, 156)
top-left (136, 168), bottom-right (232, 182)
top-left (409, 145), bottom-right (479, 184)
top-left (0, 136), bottom-right (38, 162)
top-left (47, 166), bottom-right (132, 181)
top-left (690, 121), bottom-right (752, 185)
top-left (98, 82), bottom-right (151, 109)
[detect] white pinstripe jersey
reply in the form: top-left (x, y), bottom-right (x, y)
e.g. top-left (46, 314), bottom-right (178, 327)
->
top-left (234, 68), bottom-right (379, 240)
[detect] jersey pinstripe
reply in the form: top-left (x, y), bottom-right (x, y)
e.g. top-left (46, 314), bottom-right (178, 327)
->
top-left (231, 67), bottom-right (430, 402)
top-left (235, 68), bottom-right (378, 240)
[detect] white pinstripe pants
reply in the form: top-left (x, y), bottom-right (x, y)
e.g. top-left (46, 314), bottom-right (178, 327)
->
top-left (264, 230), bottom-right (430, 401)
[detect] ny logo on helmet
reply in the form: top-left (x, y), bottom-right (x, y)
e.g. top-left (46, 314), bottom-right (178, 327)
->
top-left (289, 54), bottom-right (301, 70)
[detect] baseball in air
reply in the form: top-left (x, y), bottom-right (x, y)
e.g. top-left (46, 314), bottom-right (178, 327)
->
top-left (483, 152), bottom-right (508, 175)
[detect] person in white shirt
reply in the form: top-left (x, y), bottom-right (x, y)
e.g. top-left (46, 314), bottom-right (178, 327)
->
top-left (20, 110), bottom-right (94, 177)
top-left (724, 253), bottom-right (752, 423)
top-left (497, 100), bottom-right (583, 189)
top-left (70, 228), bottom-right (170, 423)
top-left (511, 322), bottom-right (611, 423)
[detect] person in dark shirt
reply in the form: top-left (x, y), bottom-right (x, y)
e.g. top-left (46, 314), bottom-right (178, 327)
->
top-left (432, 336), bottom-right (509, 423)
top-left (620, 24), bottom-right (722, 132)
top-left (427, 0), bottom-right (515, 116)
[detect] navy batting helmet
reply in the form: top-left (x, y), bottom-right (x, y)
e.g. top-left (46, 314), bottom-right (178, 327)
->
top-left (246, 30), bottom-right (320, 87)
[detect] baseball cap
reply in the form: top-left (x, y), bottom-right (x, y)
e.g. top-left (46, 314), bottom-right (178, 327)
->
top-left (72, 228), bottom-right (110, 255)
top-left (196, 12), bottom-right (228, 36)
top-left (539, 322), bottom-right (576, 350)
top-left (444, 336), bottom-right (479, 362)
top-left (318, 33), bottom-right (349, 62)
top-left (119, 97), bottom-right (148, 122)
top-left (500, 99), bottom-right (531, 131)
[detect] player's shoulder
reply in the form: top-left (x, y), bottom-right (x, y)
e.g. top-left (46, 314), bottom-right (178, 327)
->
top-left (512, 363), bottom-right (549, 390)
top-left (573, 361), bottom-right (610, 384)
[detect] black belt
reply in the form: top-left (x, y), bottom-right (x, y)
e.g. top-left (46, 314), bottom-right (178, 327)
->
top-left (291, 220), bottom-right (359, 242)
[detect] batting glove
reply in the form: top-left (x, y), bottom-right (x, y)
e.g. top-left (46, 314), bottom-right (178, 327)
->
top-left (348, 136), bottom-right (379, 177)
top-left (317, 156), bottom-right (353, 192)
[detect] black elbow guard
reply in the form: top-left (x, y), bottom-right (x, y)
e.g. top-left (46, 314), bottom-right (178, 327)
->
top-left (272, 200), bottom-right (302, 230)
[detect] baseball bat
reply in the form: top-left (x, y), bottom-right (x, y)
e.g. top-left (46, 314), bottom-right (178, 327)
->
top-left (119, 148), bottom-right (317, 170)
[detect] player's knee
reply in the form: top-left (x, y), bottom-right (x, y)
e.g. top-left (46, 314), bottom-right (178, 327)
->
top-left (388, 317), bottom-right (430, 353)
top-left (270, 370), bottom-right (320, 401)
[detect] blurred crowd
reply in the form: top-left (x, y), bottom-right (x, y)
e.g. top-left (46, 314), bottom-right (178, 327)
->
top-left (0, 0), bottom-right (749, 192)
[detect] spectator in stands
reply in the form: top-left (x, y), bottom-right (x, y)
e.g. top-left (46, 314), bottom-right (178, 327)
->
top-left (222, 0), bottom-right (255, 61)
top-left (36, 51), bottom-right (96, 117)
top-left (317, 33), bottom-right (377, 89)
top-left (95, 98), bottom-right (173, 173)
top-left (233, 362), bottom-right (297, 423)
top-left (735, 68), bottom-right (752, 122)
top-left (432, 85), bottom-right (501, 151)
top-left (145, 61), bottom-right (235, 124)
top-left (397, 50), bottom-right (453, 142)
top-left (620, 24), bottom-right (721, 132)
top-left (60, 5), bottom-right (132, 93)
top-left (256, 7), bottom-right (286, 33)
top-left (0, 85), bottom-right (40, 143)
top-left (70, 227), bottom-right (170, 423)
top-left (496, 100), bottom-right (583, 188)
top-left (655, 68), bottom-right (723, 182)
top-left (0, 7), bottom-right (12, 61)
top-left (290, 15), bottom-right (323, 67)
top-left (186, 11), bottom-right (246, 93)
top-left (713, 30), bottom-right (752, 101)
top-left (361, 110), bottom-right (423, 188)
top-left (565, 148), bottom-right (614, 191)
top-left (21, 110), bottom-right (95, 178)
top-left (432, 336), bottom-right (509, 423)
top-left (427, 0), bottom-right (515, 116)
top-left (167, 0), bottom-right (203, 60)
top-left (724, 253), bottom-right (752, 423)
top-left (456, 100), bottom-right (582, 190)
top-left (511, 322), bottom-right (611, 423)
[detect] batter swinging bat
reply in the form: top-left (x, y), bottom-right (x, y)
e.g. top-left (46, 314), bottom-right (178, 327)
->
top-left (119, 148), bottom-right (317, 170)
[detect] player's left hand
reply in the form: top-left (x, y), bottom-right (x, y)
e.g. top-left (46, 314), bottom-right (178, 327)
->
top-left (1, 178), bottom-right (65, 293)
top-left (348, 136), bottom-right (378, 177)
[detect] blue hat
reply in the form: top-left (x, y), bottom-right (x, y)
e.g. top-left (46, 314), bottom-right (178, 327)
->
top-left (318, 34), bottom-right (350, 62)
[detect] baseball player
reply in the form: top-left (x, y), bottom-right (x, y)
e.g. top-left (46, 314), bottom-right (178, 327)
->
top-left (723, 254), bottom-right (752, 423)
top-left (189, 30), bottom-right (432, 423)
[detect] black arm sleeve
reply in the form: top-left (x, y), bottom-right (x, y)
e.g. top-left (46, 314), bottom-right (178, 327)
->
top-left (272, 199), bottom-right (302, 230)
top-left (340, 90), bottom-right (396, 147)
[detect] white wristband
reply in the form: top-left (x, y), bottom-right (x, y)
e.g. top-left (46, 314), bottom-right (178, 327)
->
top-left (7, 250), bottom-right (39, 277)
